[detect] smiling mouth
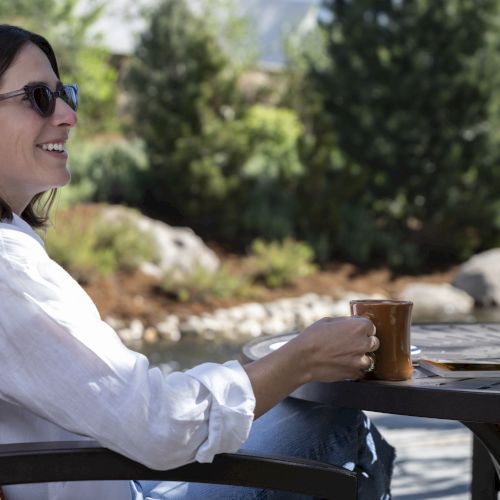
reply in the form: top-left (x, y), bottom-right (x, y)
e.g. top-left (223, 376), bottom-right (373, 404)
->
top-left (37, 142), bottom-right (67, 155)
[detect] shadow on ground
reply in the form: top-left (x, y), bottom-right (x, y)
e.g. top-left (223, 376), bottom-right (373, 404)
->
top-left (367, 413), bottom-right (471, 500)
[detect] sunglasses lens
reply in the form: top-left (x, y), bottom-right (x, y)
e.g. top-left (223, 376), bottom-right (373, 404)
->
top-left (26, 84), bottom-right (78, 117)
top-left (62, 85), bottom-right (78, 112)
top-left (32, 86), bottom-right (53, 117)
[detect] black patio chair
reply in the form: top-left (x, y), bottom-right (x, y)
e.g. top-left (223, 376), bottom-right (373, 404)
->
top-left (0, 440), bottom-right (357, 499)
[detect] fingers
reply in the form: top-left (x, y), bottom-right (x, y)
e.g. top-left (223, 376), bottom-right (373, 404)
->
top-left (350, 315), bottom-right (376, 334)
top-left (316, 315), bottom-right (375, 334)
top-left (360, 353), bottom-right (376, 373)
top-left (368, 334), bottom-right (380, 352)
top-left (299, 316), bottom-right (381, 381)
top-left (349, 316), bottom-right (379, 352)
top-left (311, 316), bottom-right (379, 353)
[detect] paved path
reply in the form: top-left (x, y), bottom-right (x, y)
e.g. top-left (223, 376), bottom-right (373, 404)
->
top-left (367, 412), bottom-right (473, 500)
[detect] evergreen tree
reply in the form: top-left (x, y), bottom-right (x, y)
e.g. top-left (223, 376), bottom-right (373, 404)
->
top-left (124, 0), bottom-right (241, 222)
top-left (307, 0), bottom-right (500, 269)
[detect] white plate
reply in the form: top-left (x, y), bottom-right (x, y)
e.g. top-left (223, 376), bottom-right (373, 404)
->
top-left (268, 340), bottom-right (288, 351)
top-left (269, 341), bottom-right (421, 356)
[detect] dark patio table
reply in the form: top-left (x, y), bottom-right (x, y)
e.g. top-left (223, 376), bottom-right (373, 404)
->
top-left (242, 322), bottom-right (500, 500)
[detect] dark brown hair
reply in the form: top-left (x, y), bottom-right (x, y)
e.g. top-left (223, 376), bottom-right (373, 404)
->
top-left (0, 25), bottom-right (61, 228)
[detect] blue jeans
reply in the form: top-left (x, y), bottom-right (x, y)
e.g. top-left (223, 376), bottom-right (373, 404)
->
top-left (130, 398), bottom-right (395, 499)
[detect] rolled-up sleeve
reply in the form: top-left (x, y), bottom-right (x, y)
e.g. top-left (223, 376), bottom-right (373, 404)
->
top-left (186, 361), bottom-right (255, 462)
top-left (0, 223), bottom-right (256, 470)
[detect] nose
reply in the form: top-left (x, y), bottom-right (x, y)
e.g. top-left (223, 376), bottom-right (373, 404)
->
top-left (51, 96), bottom-right (77, 128)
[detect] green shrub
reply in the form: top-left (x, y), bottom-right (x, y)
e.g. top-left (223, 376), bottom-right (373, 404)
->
top-left (66, 138), bottom-right (148, 206)
top-left (246, 239), bottom-right (317, 288)
top-left (160, 263), bottom-right (254, 302)
top-left (236, 105), bottom-right (304, 241)
top-left (91, 218), bottom-right (158, 272)
top-left (44, 205), bottom-right (157, 283)
top-left (161, 104), bottom-right (305, 245)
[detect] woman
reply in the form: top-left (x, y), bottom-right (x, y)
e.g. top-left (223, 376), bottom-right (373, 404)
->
top-left (0, 24), bottom-right (394, 499)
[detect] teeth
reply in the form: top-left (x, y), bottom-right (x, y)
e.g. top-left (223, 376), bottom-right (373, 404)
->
top-left (41, 143), bottom-right (65, 152)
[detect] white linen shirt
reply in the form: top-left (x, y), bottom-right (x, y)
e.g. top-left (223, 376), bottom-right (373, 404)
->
top-left (0, 214), bottom-right (256, 500)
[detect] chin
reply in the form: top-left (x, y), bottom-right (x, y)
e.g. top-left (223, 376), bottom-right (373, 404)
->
top-left (55, 172), bottom-right (71, 188)
top-left (43, 170), bottom-right (71, 191)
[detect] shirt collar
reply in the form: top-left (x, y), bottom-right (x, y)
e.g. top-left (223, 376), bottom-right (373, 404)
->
top-left (9, 213), bottom-right (45, 247)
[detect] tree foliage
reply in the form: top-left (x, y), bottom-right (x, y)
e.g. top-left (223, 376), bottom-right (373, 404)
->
top-left (124, 0), bottom-right (240, 217)
top-left (302, 0), bottom-right (500, 269)
top-left (125, 0), bottom-right (303, 245)
top-left (32, 0), bottom-right (500, 272)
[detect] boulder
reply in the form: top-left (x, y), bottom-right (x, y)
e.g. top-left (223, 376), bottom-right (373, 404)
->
top-left (398, 282), bottom-right (474, 319)
top-left (452, 249), bottom-right (500, 306)
top-left (333, 292), bottom-right (389, 317)
top-left (101, 205), bottom-right (220, 278)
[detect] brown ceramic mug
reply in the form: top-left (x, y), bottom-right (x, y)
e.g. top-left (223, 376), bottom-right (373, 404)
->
top-left (350, 299), bottom-right (413, 381)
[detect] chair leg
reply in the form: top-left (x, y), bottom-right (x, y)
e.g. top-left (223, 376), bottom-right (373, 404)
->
top-left (471, 436), bottom-right (498, 500)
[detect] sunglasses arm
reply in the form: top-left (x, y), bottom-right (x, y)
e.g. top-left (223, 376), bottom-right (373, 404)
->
top-left (0, 89), bottom-right (26, 102)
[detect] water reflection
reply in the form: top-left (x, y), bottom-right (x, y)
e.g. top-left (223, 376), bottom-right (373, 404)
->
top-left (137, 308), bottom-right (500, 373)
top-left (140, 334), bottom-right (250, 373)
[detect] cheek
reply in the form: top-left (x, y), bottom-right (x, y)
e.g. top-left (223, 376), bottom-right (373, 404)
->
top-left (13, 132), bottom-right (33, 165)
top-left (0, 129), bottom-right (17, 166)
top-left (0, 126), bottom-right (37, 178)
top-left (0, 108), bottom-right (43, 178)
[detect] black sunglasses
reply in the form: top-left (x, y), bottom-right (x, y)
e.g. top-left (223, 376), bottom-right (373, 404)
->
top-left (0, 83), bottom-right (78, 118)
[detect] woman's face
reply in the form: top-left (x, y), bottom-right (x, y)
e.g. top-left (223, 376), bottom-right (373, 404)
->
top-left (0, 42), bottom-right (77, 214)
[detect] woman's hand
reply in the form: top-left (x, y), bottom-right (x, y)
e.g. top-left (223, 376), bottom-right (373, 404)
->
top-left (244, 316), bottom-right (379, 418)
top-left (290, 316), bottom-right (379, 383)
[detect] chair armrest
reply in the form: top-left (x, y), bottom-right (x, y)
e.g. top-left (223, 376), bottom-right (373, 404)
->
top-left (0, 441), bottom-right (357, 499)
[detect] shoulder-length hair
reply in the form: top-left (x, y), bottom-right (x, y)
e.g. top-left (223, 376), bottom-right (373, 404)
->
top-left (0, 24), bottom-right (61, 228)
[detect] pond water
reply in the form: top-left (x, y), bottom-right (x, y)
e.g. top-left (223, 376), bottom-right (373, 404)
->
top-left (137, 308), bottom-right (500, 373)
top-left (140, 334), bottom-right (250, 373)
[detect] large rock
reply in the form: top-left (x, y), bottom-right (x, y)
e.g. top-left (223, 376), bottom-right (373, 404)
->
top-left (398, 282), bottom-right (474, 319)
top-left (101, 205), bottom-right (220, 278)
top-left (452, 249), bottom-right (500, 306)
